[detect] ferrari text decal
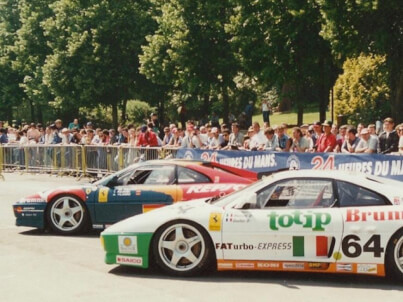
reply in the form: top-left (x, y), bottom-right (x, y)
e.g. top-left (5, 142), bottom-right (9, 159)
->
top-left (346, 209), bottom-right (403, 222)
top-left (268, 210), bottom-right (331, 231)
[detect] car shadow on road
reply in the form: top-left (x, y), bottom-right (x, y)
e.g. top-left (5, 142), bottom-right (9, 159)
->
top-left (18, 228), bottom-right (102, 238)
top-left (108, 265), bottom-right (403, 290)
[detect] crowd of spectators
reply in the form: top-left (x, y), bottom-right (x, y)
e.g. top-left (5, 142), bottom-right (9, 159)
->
top-left (0, 115), bottom-right (402, 155)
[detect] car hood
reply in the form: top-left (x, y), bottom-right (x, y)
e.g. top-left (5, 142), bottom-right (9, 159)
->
top-left (102, 197), bottom-right (221, 234)
top-left (17, 184), bottom-right (97, 204)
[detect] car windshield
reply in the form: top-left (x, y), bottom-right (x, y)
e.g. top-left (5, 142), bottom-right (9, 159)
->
top-left (93, 165), bottom-right (136, 186)
top-left (211, 178), bottom-right (269, 208)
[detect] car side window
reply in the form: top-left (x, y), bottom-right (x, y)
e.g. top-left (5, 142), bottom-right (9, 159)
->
top-left (336, 181), bottom-right (389, 207)
top-left (128, 166), bottom-right (176, 185)
top-left (177, 167), bottom-right (210, 184)
top-left (258, 179), bottom-right (335, 208)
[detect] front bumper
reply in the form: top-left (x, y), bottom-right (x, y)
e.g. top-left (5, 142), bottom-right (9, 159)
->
top-left (13, 203), bottom-right (47, 229)
top-left (101, 232), bottom-right (154, 269)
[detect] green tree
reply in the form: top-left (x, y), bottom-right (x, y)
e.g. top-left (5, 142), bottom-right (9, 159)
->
top-left (334, 54), bottom-right (390, 125)
top-left (12, 0), bottom-right (54, 123)
top-left (42, 0), bottom-right (156, 128)
top-left (229, 0), bottom-right (337, 124)
top-left (317, 0), bottom-right (403, 123)
top-left (140, 0), bottom-right (238, 123)
top-left (0, 0), bottom-right (24, 124)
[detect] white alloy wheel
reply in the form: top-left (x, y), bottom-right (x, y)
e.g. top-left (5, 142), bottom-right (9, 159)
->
top-left (393, 237), bottom-right (403, 274)
top-left (155, 222), bottom-right (212, 276)
top-left (386, 229), bottom-right (403, 281)
top-left (48, 196), bottom-right (87, 234)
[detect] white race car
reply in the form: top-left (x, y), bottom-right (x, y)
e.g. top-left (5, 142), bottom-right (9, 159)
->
top-left (101, 170), bottom-right (403, 280)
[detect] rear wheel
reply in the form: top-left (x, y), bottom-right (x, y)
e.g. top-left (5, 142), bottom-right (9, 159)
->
top-left (46, 195), bottom-right (89, 235)
top-left (386, 229), bottom-right (403, 281)
top-left (153, 221), bottom-right (214, 276)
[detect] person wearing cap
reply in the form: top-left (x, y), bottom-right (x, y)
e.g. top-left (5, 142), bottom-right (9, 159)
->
top-left (316, 120), bottom-right (337, 152)
top-left (137, 123), bottom-right (158, 147)
top-left (206, 127), bottom-right (223, 149)
top-left (378, 117), bottom-right (399, 154)
top-left (341, 127), bottom-right (360, 153)
top-left (55, 119), bottom-right (63, 131)
top-left (59, 128), bottom-right (72, 144)
top-left (356, 128), bottom-right (377, 153)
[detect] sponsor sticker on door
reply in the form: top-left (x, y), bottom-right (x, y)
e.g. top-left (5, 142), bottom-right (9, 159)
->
top-left (116, 255), bottom-right (143, 266)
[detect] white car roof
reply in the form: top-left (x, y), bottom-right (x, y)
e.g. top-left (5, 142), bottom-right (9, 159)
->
top-left (264, 169), bottom-right (403, 197)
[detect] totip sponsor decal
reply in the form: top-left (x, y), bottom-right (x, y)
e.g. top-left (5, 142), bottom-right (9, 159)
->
top-left (209, 213), bottom-right (222, 231)
top-left (118, 236), bottom-right (138, 254)
top-left (268, 210), bottom-right (331, 231)
top-left (116, 255), bottom-right (143, 266)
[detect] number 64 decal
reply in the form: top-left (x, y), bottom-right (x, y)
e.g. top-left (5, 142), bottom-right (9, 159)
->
top-left (342, 234), bottom-right (384, 258)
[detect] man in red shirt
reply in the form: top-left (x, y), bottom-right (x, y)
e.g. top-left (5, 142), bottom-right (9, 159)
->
top-left (316, 120), bottom-right (337, 152)
top-left (137, 123), bottom-right (159, 147)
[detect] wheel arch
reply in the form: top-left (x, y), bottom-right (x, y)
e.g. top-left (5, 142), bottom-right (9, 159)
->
top-left (148, 218), bottom-right (217, 270)
top-left (384, 226), bottom-right (403, 280)
top-left (44, 193), bottom-right (92, 230)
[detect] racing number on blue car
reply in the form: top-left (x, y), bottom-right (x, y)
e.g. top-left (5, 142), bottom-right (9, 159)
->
top-left (342, 235), bottom-right (384, 258)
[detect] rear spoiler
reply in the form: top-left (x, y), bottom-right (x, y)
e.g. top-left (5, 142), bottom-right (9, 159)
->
top-left (207, 162), bottom-right (258, 181)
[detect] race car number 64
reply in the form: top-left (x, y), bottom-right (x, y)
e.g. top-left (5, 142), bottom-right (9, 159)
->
top-left (341, 234), bottom-right (384, 258)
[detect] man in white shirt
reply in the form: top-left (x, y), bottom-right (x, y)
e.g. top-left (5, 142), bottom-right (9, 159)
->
top-left (249, 122), bottom-right (267, 150)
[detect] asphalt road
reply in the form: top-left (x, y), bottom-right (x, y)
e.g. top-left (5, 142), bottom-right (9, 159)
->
top-left (0, 172), bottom-right (402, 302)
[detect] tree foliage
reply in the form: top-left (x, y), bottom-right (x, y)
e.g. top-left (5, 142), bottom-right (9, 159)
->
top-left (334, 54), bottom-right (390, 125)
top-left (317, 0), bottom-right (403, 122)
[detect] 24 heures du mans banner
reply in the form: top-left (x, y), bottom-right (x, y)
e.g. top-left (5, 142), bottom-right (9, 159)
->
top-left (176, 149), bottom-right (403, 181)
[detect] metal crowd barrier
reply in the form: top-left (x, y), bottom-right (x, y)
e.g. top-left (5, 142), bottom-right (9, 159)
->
top-left (0, 144), bottom-right (180, 178)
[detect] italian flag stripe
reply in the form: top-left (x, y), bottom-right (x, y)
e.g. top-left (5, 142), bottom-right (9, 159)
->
top-left (293, 236), bottom-right (328, 257)
top-left (293, 236), bottom-right (304, 257)
top-left (316, 236), bottom-right (328, 257)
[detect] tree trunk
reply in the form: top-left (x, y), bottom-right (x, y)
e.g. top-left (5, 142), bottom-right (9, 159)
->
top-left (112, 103), bottom-right (118, 130)
top-left (121, 99), bottom-right (128, 125)
top-left (319, 57), bottom-right (328, 123)
top-left (203, 94), bottom-right (210, 117)
top-left (389, 51), bottom-right (403, 124)
top-left (279, 83), bottom-right (293, 112)
top-left (29, 99), bottom-right (35, 123)
top-left (222, 86), bottom-right (229, 125)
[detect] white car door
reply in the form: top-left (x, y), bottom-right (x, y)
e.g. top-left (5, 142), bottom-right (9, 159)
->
top-left (220, 178), bottom-right (343, 265)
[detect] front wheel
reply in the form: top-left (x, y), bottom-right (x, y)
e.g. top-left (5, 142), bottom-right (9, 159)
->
top-left (153, 221), bottom-right (214, 276)
top-left (46, 195), bottom-right (89, 235)
top-left (386, 229), bottom-right (403, 281)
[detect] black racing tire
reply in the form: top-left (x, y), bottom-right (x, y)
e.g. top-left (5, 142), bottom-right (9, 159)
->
top-left (46, 195), bottom-right (90, 235)
top-left (152, 220), bottom-right (215, 277)
top-left (386, 229), bottom-right (403, 282)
